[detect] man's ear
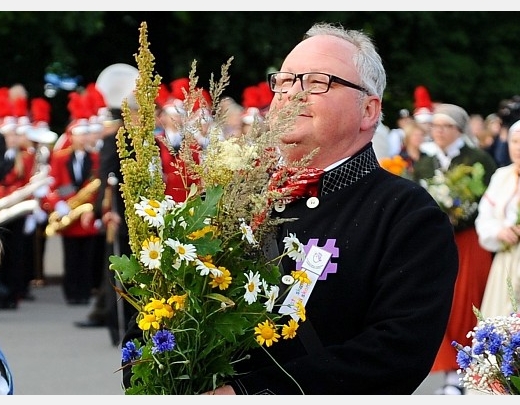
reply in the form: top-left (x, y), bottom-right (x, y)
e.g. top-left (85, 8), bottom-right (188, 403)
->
top-left (360, 96), bottom-right (381, 131)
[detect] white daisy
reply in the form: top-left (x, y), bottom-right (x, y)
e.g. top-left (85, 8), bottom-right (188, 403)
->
top-left (161, 195), bottom-right (177, 211)
top-left (178, 216), bottom-right (188, 229)
top-left (239, 218), bottom-right (258, 246)
top-left (263, 284), bottom-right (279, 312)
top-left (243, 270), bottom-right (262, 304)
top-left (134, 197), bottom-right (164, 228)
top-left (195, 259), bottom-right (223, 277)
top-left (283, 233), bottom-right (306, 262)
top-left (139, 236), bottom-right (163, 269)
top-left (164, 238), bottom-right (197, 263)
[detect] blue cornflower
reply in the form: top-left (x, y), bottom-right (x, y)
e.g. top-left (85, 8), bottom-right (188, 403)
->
top-left (487, 332), bottom-right (504, 355)
top-left (511, 331), bottom-right (520, 348)
top-left (501, 345), bottom-right (515, 378)
top-left (453, 198), bottom-right (462, 208)
top-left (453, 343), bottom-right (473, 369)
top-left (473, 341), bottom-right (486, 356)
top-left (152, 329), bottom-right (176, 354)
top-left (474, 324), bottom-right (494, 341)
top-left (474, 324), bottom-right (503, 355)
top-left (122, 340), bottom-right (143, 363)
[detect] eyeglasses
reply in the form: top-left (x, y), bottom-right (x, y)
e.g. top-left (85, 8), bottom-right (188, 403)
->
top-left (267, 71), bottom-right (370, 95)
top-left (431, 123), bottom-right (457, 131)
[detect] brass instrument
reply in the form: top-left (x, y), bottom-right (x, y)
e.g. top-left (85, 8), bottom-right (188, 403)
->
top-left (0, 167), bottom-right (51, 211)
top-left (95, 64), bottom-right (138, 109)
top-left (0, 199), bottom-right (39, 226)
top-left (45, 178), bottom-right (101, 236)
top-left (0, 167), bottom-right (53, 225)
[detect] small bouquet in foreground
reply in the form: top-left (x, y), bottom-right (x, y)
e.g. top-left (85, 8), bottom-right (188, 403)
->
top-left (109, 22), bottom-right (310, 395)
top-left (452, 304), bottom-right (520, 394)
top-left (419, 162), bottom-right (486, 227)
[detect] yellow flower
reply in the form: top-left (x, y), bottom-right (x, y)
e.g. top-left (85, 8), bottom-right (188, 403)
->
top-left (209, 267), bottom-right (232, 290)
top-left (167, 294), bottom-right (187, 310)
top-left (188, 225), bottom-right (218, 240)
top-left (138, 313), bottom-right (160, 331)
top-left (282, 319), bottom-right (299, 339)
top-left (254, 320), bottom-right (280, 347)
top-left (296, 299), bottom-right (306, 321)
top-left (144, 298), bottom-right (174, 320)
top-left (291, 270), bottom-right (311, 285)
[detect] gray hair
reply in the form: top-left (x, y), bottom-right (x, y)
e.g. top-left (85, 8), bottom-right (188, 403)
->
top-left (304, 22), bottom-right (386, 124)
top-left (508, 119), bottom-right (520, 136)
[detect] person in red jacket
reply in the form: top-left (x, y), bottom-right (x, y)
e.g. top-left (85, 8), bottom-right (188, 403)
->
top-left (155, 99), bottom-right (201, 203)
top-left (0, 116), bottom-right (39, 308)
top-left (42, 119), bottom-right (101, 304)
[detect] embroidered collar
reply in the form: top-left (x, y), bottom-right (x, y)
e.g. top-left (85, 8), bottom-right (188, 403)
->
top-left (321, 144), bottom-right (379, 196)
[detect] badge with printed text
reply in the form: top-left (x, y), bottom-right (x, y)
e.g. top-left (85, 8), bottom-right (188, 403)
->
top-left (278, 245), bottom-right (332, 320)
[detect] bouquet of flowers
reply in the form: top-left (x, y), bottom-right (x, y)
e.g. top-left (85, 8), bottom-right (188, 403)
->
top-left (419, 162), bottom-right (486, 227)
top-left (452, 287), bottom-right (520, 395)
top-left (110, 22), bottom-right (311, 395)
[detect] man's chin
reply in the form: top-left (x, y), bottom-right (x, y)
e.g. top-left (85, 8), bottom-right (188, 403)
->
top-left (280, 144), bottom-right (306, 163)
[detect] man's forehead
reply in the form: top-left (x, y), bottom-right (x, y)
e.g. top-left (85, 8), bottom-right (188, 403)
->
top-left (282, 36), bottom-right (354, 72)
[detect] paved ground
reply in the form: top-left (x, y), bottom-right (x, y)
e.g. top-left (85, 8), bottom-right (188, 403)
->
top-left (0, 235), bottom-right (444, 395)
top-left (0, 235), bottom-right (122, 395)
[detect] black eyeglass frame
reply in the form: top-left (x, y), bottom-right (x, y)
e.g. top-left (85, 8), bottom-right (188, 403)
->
top-left (267, 71), bottom-right (371, 95)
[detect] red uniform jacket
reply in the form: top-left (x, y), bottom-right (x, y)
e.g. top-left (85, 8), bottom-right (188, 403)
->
top-left (42, 147), bottom-right (100, 237)
top-left (155, 135), bottom-right (201, 203)
top-left (0, 149), bottom-right (37, 197)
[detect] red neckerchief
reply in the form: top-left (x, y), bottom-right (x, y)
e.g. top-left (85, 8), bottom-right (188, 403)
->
top-left (268, 166), bottom-right (324, 204)
top-left (252, 166), bottom-right (324, 231)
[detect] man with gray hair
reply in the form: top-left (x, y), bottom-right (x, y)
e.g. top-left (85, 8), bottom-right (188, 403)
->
top-left (194, 22), bottom-right (459, 395)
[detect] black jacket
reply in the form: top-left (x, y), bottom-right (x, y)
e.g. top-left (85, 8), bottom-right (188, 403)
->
top-left (228, 144), bottom-right (458, 394)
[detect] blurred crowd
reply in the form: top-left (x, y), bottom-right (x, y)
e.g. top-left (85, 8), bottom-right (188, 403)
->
top-left (0, 77), bottom-right (271, 310)
top-left (377, 86), bottom-right (520, 395)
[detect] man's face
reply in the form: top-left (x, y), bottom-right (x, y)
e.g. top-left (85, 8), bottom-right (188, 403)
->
top-left (269, 35), bottom-right (379, 169)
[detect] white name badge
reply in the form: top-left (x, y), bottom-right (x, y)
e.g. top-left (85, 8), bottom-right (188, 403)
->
top-left (278, 245), bottom-right (332, 320)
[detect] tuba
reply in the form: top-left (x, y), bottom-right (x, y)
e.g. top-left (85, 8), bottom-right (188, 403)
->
top-left (45, 178), bottom-right (101, 236)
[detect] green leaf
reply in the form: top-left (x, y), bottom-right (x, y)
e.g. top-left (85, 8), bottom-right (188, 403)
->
top-left (109, 254), bottom-right (142, 281)
top-left (213, 312), bottom-right (250, 342)
top-left (510, 375), bottom-right (520, 394)
top-left (184, 186), bottom-right (224, 232)
top-left (206, 292), bottom-right (235, 307)
top-left (190, 233), bottom-right (222, 256)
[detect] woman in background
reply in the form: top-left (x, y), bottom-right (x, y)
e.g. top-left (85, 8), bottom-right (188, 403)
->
top-left (475, 119), bottom-right (520, 319)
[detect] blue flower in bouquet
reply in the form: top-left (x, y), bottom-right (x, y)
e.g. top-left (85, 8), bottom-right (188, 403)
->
top-left (122, 341), bottom-right (142, 363)
top-left (452, 311), bottom-right (520, 394)
top-left (151, 330), bottom-right (176, 354)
